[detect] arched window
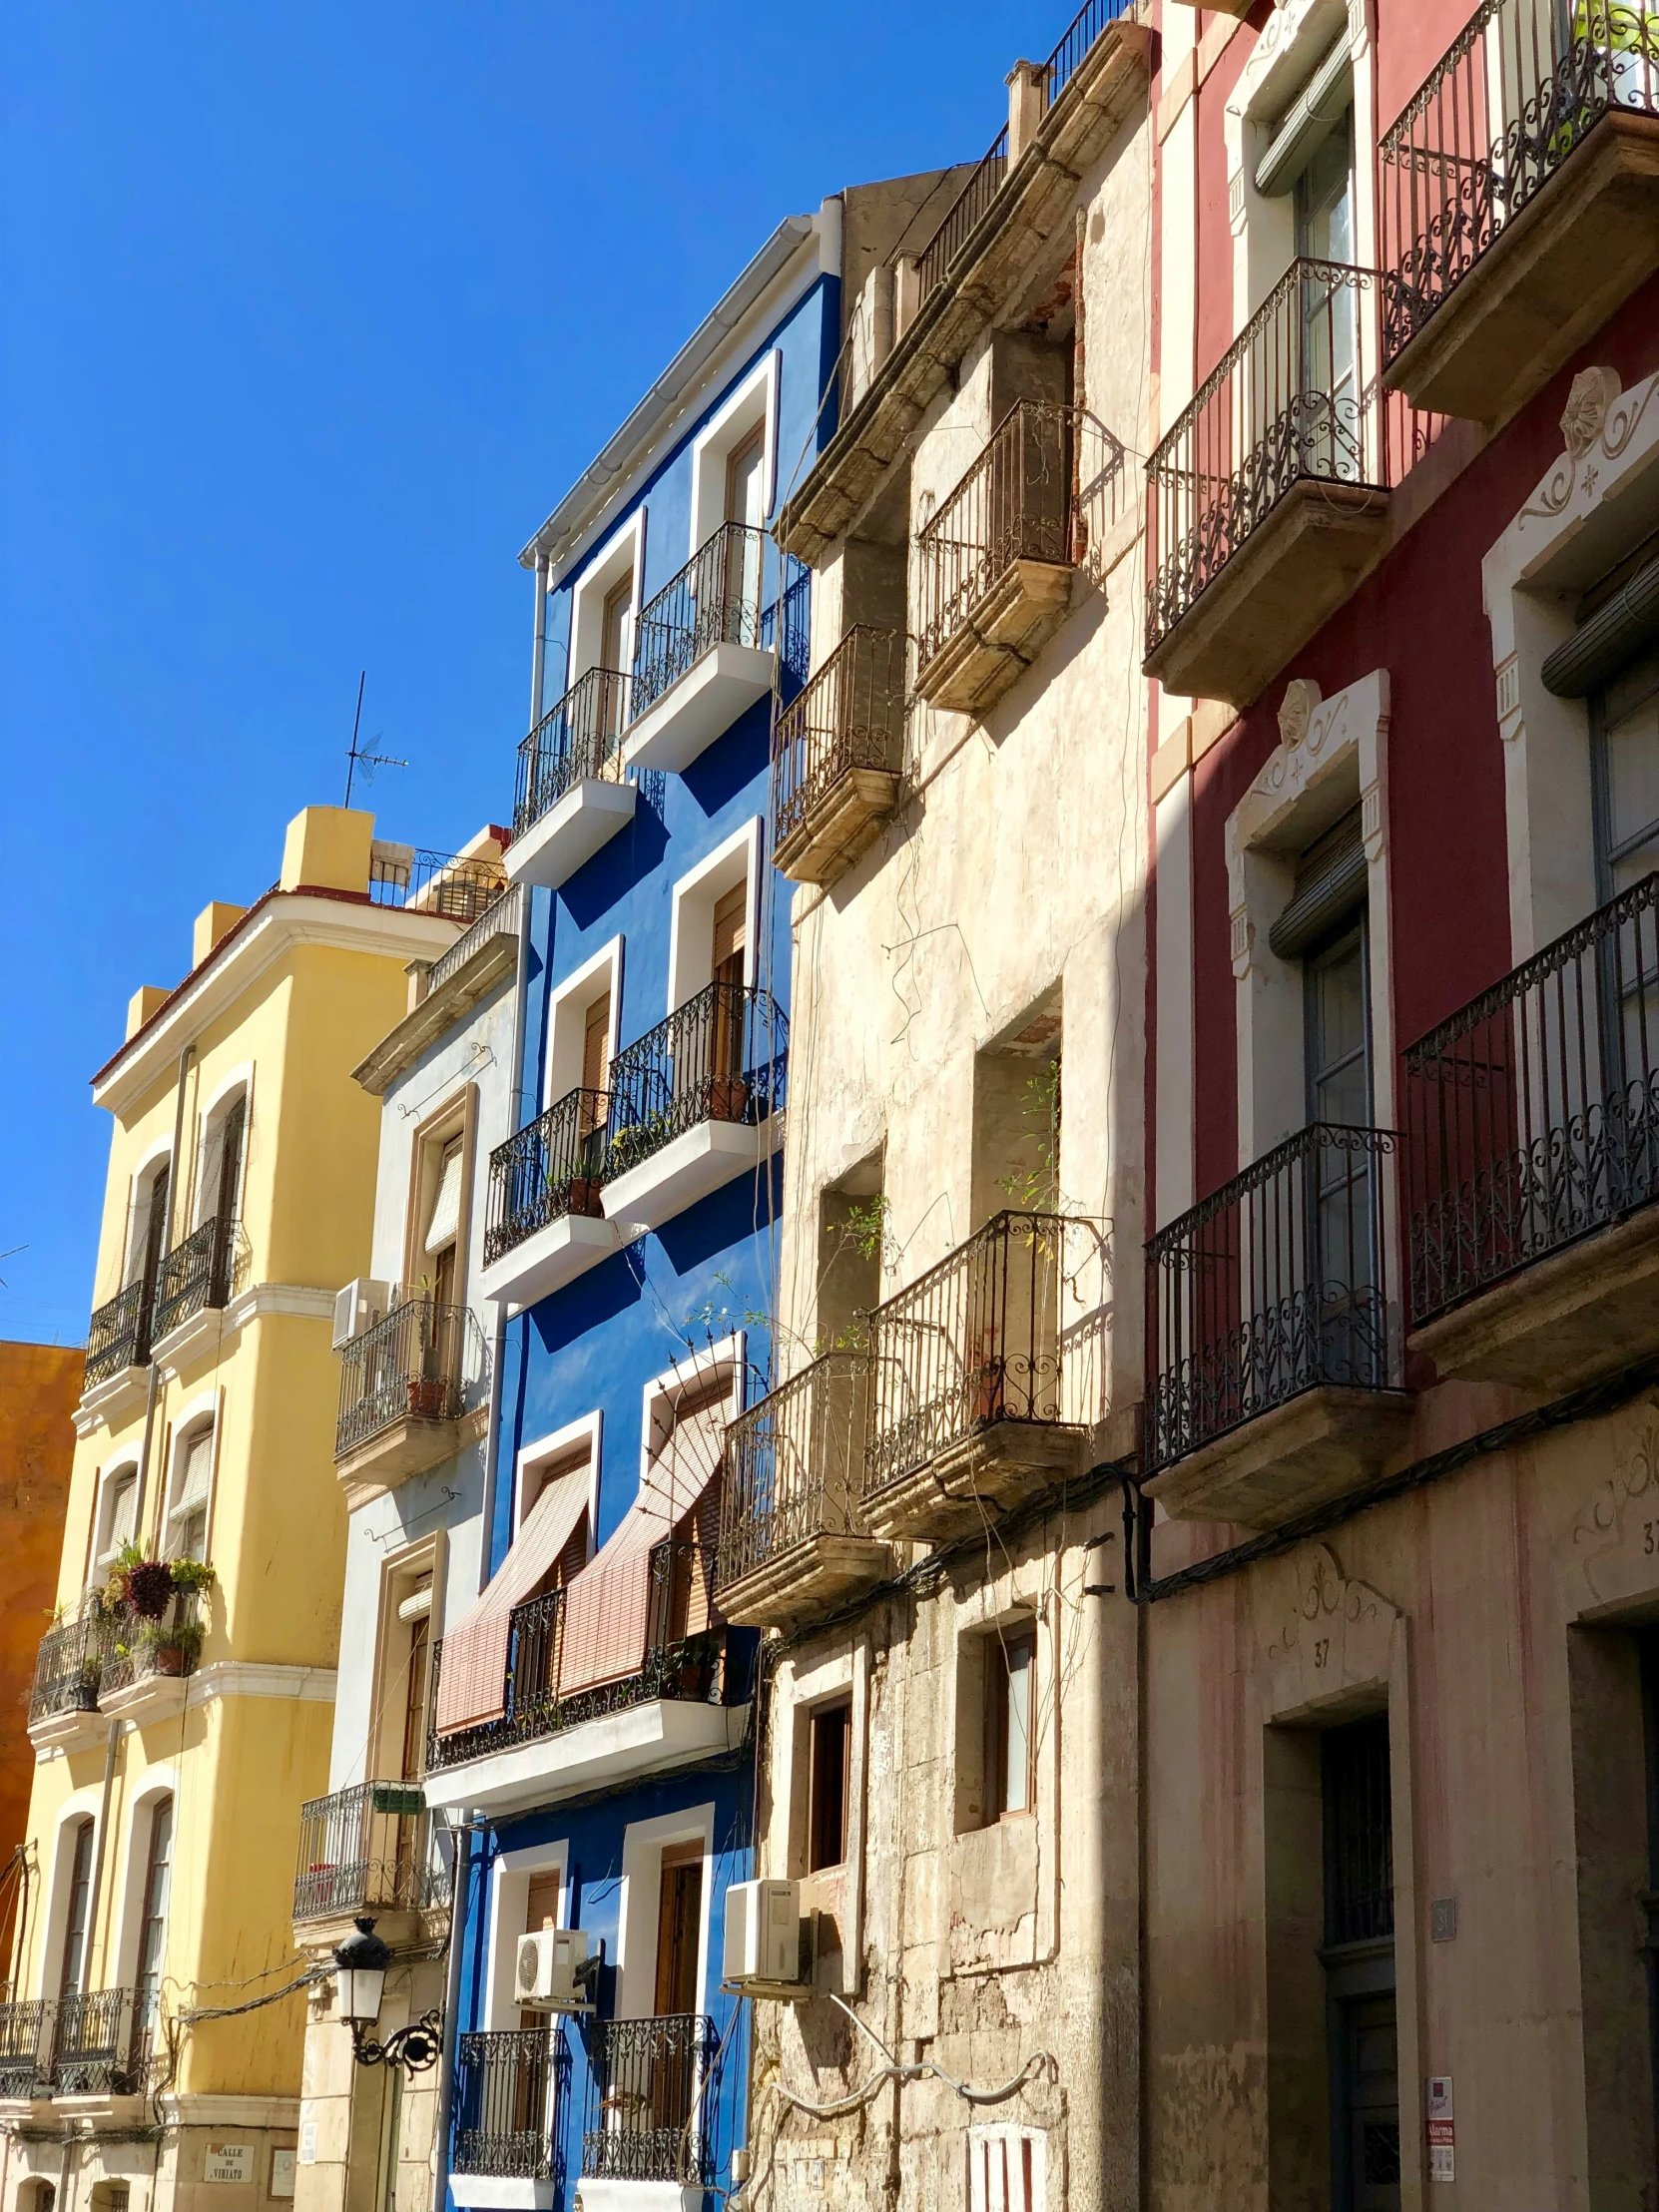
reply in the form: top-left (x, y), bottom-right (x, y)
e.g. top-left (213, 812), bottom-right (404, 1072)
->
top-left (125, 1158), bottom-right (172, 1300)
top-left (58, 1818), bottom-right (95, 1997)
top-left (92, 1464), bottom-right (140, 1576)
top-left (19, 2180), bottom-right (58, 2212)
top-left (134, 1796), bottom-right (174, 2039)
top-left (167, 1424), bottom-right (214, 1562)
top-left (197, 1090), bottom-right (248, 1234)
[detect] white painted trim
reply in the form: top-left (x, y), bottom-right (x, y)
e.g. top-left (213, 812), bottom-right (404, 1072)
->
top-left (164, 1386), bottom-right (223, 1555)
top-left (544, 934), bottom-right (625, 1111)
top-left (666, 818), bottom-right (763, 1013)
top-left (637, 1331), bottom-right (748, 1501)
top-left (1153, 782), bottom-right (1196, 1228)
top-left (615, 1802), bottom-right (717, 2023)
top-left (39, 1787), bottom-right (107, 2000)
top-left (185, 1662), bottom-right (338, 1706)
top-left (111, 1767), bottom-right (180, 1992)
top-left (156, 2092), bottom-right (300, 2126)
top-left (484, 1837), bottom-right (569, 2030)
top-left (191, 1063), bottom-right (256, 1229)
top-left (120, 1141), bottom-right (175, 1291)
top-left (514, 1412), bottom-right (602, 1543)
top-left (687, 349), bottom-right (782, 556)
top-left (568, 511), bottom-right (646, 698)
top-left (89, 1453), bottom-right (144, 1585)
top-left (222, 1282), bottom-right (336, 1328)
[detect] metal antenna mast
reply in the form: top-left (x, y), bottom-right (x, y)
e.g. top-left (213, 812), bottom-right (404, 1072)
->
top-left (342, 672), bottom-right (406, 807)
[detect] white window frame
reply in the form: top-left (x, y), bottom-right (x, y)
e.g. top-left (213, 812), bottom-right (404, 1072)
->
top-left (91, 1456), bottom-right (143, 1579)
top-left (112, 1769), bottom-right (181, 1991)
top-left (615, 1802), bottom-right (716, 2022)
top-left (567, 512), bottom-right (646, 695)
top-left (483, 1839), bottom-right (569, 2030)
top-left (666, 819), bottom-right (763, 1014)
top-left (165, 1388), bottom-right (223, 1559)
top-left (191, 1063), bottom-right (255, 1231)
top-left (637, 1332), bottom-right (746, 1500)
top-left (513, 1410), bottom-right (602, 1543)
top-left (122, 1139), bottom-right (174, 1287)
top-left (687, 350), bottom-right (782, 557)
top-left (39, 1791), bottom-right (105, 2002)
top-left (543, 934), bottom-right (624, 1111)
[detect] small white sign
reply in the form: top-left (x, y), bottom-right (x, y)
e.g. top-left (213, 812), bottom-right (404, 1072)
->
top-left (1426, 2076), bottom-right (1454, 2182)
top-left (205, 2142), bottom-right (254, 2186)
top-left (297, 2122), bottom-right (318, 2169)
top-left (270, 2150), bottom-right (296, 2200)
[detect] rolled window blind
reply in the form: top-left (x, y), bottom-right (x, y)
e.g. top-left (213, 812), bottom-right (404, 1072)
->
top-left (1540, 549), bottom-right (1659, 697)
top-left (1268, 807), bottom-right (1367, 958)
top-left (424, 1141), bottom-right (464, 1256)
top-left (1254, 39), bottom-right (1353, 199)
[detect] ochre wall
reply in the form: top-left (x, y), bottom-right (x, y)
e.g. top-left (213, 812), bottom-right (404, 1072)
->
top-left (0, 1341), bottom-right (82, 1865)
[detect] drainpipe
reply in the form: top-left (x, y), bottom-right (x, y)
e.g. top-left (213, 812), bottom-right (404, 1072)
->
top-left (529, 557), bottom-right (549, 731)
top-left (134, 1040), bottom-right (196, 1538)
top-left (429, 1823), bottom-right (472, 2212)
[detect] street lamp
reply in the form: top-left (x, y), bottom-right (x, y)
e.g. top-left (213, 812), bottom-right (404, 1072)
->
top-left (331, 1917), bottom-right (443, 2074)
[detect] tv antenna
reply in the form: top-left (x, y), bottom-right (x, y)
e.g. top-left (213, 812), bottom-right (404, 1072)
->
top-left (342, 672), bottom-right (406, 807)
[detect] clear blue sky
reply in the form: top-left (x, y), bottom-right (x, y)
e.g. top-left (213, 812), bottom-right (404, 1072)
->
top-left (1, 1), bottom-right (1039, 1346)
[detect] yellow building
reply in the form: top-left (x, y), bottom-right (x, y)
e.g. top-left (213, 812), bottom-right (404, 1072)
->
top-left (0, 807), bottom-right (498, 2212)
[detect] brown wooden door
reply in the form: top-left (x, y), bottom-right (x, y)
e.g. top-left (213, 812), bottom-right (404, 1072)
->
top-left (654, 1850), bottom-right (703, 2017)
top-left (519, 1872), bottom-right (563, 2031)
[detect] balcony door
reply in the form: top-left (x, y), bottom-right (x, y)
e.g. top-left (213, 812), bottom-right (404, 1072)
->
top-left (1323, 1717), bottom-right (1400, 2212)
top-left (1294, 111), bottom-right (1360, 483)
top-left (134, 1797), bottom-right (174, 2046)
top-left (1588, 635), bottom-right (1659, 1214)
top-left (709, 884), bottom-right (749, 1113)
top-left (58, 1819), bottom-right (95, 1999)
top-left (1305, 912), bottom-right (1382, 1386)
top-left (723, 426), bottom-right (766, 641)
top-left (600, 576), bottom-right (631, 742)
top-left (650, 1846), bottom-right (705, 2143)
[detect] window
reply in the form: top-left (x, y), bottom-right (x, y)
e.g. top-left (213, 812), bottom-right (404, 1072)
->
top-left (1322, 1717), bottom-right (1399, 2211)
top-left (1590, 636), bottom-right (1659, 902)
top-left (601, 576), bottom-right (632, 731)
top-left (580, 993), bottom-right (611, 1164)
top-left (987, 1627), bottom-right (1036, 1821)
top-left (59, 1819), bottom-right (95, 1998)
top-left (400, 1614), bottom-right (431, 1783)
top-left (169, 1424), bottom-right (213, 1561)
top-left (134, 1796), bottom-right (174, 2035)
top-left (424, 1135), bottom-right (464, 1310)
top-left (199, 1092), bottom-right (247, 1231)
top-left (654, 1844), bottom-right (704, 2017)
top-left (128, 1159), bottom-right (171, 1296)
top-left (95, 1467), bottom-right (139, 1571)
top-left (519, 1870), bottom-right (563, 2030)
top-left (968, 2127), bottom-right (1044, 2212)
top-left (808, 1701), bottom-right (851, 1873)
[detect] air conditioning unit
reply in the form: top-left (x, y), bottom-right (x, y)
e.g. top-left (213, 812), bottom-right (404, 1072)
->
top-left (723, 1879), bottom-right (806, 1994)
top-left (332, 1278), bottom-right (392, 1351)
top-left (513, 1927), bottom-right (592, 2012)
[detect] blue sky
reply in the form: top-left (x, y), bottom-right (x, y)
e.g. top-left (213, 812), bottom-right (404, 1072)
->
top-left (0, 2), bottom-right (1037, 1346)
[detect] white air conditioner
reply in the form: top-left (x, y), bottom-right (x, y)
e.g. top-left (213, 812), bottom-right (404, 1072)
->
top-left (513, 1927), bottom-right (592, 2012)
top-left (332, 1278), bottom-right (392, 1351)
top-left (723, 1879), bottom-right (805, 1993)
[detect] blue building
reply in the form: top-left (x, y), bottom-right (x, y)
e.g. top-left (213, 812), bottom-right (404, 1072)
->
top-left (424, 181), bottom-right (946, 2212)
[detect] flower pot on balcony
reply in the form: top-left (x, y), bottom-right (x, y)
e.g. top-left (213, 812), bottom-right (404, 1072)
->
top-left (567, 1176), bottom-right (605, 1219)
top-left (150, 1645), bottom-right (189, 1678)
top-left (708, 1077), bottom-right (750, 1124)
top-left (407, 1378), bottom-right (448, 1420)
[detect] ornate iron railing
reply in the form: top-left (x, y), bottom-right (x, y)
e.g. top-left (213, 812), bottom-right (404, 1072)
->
top-left (0, 2000), bottom-right (54, 2098)
top-left (1145, 260), bottom-right (1386, 655)
top-left (515, 670), bottom-right (629, 837)
top-left (582, 2013), bottom-right (717, 2185)
top-left (772, 626), bottom-right (905, 849)
top-left (85, 1278), bottom-right (151, 1386)
top-left (631, 524), bottom-right (768, 720)
top-left (335, 1299), bottom-right (484, 1457)
top-left (717, 1353), bottom-right (874, 1592)
top-left (292, 1779), bottom-right (447, 1924)
top-left (917, 128), bottom-right (1009, 298)
top-left (1404, 870), bottom-right (1659, 1327)
top-left (1380, 0), bottom-right (1659, 364)
top-left (369, 845), bottom-right (507, 925)
top-left (452, 2027), bottom-right (568, 2180)
top-left (483, 1090), bottom-right (610, 1267)
top-left (1145, 1123), bottom-right (1400, 1473)
top-left (865, 1211), bottom-right (1102, 1496)
top-left (916, 402), bottom-right (1075, 672)
top-left (605, 984), bottom-right (787, 1182)
top-left (52, 1989), bottom-right (152, 2096)
top-left (29, 1609), bottom-right (107, 1727)
top-left (427, 882), bottom-right (523, 999)
top-left (150, 1212), bottom-right (239, 1343)
top-left (99, 1592), bottom-right (200, 1702)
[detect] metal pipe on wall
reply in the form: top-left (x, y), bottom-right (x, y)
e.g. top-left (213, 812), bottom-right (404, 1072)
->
top-left (529, 555), bottom-right (549, 729)
top-left (134, 1039), bottom-right (196, 1537)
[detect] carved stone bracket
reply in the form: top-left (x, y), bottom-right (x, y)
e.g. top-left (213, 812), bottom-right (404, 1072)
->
top-left (1263, 1541), bottom-right (1400, 1719)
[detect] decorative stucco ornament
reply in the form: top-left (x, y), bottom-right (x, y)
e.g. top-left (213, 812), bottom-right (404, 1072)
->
top-left (1277, 677), bottom-right (1322, 748)
top-left (1560, 366), bottom-right (1622, 457)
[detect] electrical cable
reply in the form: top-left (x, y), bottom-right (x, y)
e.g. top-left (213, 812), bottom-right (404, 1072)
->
top-left (768, 1994), bottom-right (1056, 2119)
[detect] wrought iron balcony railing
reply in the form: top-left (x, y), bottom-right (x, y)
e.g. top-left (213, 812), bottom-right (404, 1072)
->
top-left (85, 1278), bottom-right (152, 1386)
top-left (292, 1778), bottom-right (447, 1925)
top-left (1145, 260), bottom-right (1387, 656)
top-left (369, 845), bottom-right (508, 926)
top-left (484, 1090), bottom-right (610, 1267)
top-left (865, 1211), bottom-right (1098, 1497)
top-left (335, 1298), bottom-right (485, 1458)
top-left (99, 1591), bottom-right (200, 1702)
top-left (425, 1546), bottom-right (729, 1777)
top-left (0, 1999), bottom-right (52, 2098)
top-left (29, 1609), bottom-right (106, 1728)
top-left (604, 984), bottom-right (787, 1183)
top-left (582, 2013), bottom-right (718, 2186)
top-left (150, 1211), bottom-right (240, 1343)
top-left (515, 669), bottom-right (629, 837)
top-left (1145, 1123), bottom-right (1400, 1473)
top-left (915, 401), bottom-right (1075, 672)
top-left (717, 1352), bottom-right (873, 1593)
top-left (426, 882), bottom-right (523, 999)
top-left (1379, 0), bottom-right (1659, 365)
top-left (631, 524), bottom-right (768, 721)
top-left (453, 2027), bottom-right (568, 2181)
top-left (52, 1988), bottom-right (154, 2096)
top-left (1404, 869), bottom-right (1659, 1328)
top-left (771, 627), bottom-right (905, 850)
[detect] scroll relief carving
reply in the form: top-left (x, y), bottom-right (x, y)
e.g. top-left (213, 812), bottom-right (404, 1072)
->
top-left (1264, 1542), bottom-right (1398, 1715)
top-left (1568, 1405), bottom-right (1659, 1610)
top-left (1522, 365), bottom-right (1658, 524)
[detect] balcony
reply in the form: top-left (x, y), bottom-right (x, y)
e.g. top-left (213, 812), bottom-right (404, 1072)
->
top-left (292, 1779), bottom-right (447, 1946)
top-left (368, 842), bottom-right (508, 924)
top-left (81, 1279), bottom-right (152, 1426)
top-left (1144, 1123), bottom-right (1411, 1529)
top-left (28, 1609), bottom-right (107, 1753)
top-left (451, 2028), bottom-right (569, 2209)
top-left (1405, 870), bottom-right (1659, 1389)
top-left (624, 524), bottom-right (789, 775)
top-left (334, 1297), bottom-right (486, 1504)
top-left (477, 1089), bottom-right (617, 1314)
top-left (580, 2014), bottom-right (716, 2191)
top-left (354, 885), bottom-right (524, 1097)
top-left (149, 1211), bottom-right (243, 1367)
top-left (861, 1211), bottom-right (1106, 1542)
top-left (772, 627), bottom-right (904, 886)
top-left (424, 1547), bottom-right (748, 1816)
top-left (1380, 0), bottom-right (1659, 422)
top-left (601, 984), bottom-right (788, 1233)
top-left (506, 671), bottom-right (636, 889)
top-left (97, 1591), bottom-right (202, 1726)
top-left (51, 1989), bottom-right (156, 2099)
top-left (1144, 261), bottom-right (1391, 707)
top-left (914, 401), bottom-right (1076, 719)
top-left (715, 1353), bottom-right (891, 1629)
top-left (0, 2002), bottom-right (51, 2102)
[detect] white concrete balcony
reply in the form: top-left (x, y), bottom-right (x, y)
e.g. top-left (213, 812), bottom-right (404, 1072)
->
top-left (477, 1088), bottom-right (620, 1315)
top-left (621, 524), bottom-right (799, 775)
top-left (507, 673), bottom-right (637, 888)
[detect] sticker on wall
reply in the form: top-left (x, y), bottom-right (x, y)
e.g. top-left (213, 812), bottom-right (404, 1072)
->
top-left (298, 2121), bottom-right (319, 2168)
top-left (204, 2142), bottom-right (254, 2186)
top-left (1426, 2076), bottom-right (1454, 2183)
top-left (270, 2150), bottom-right (296, 2200)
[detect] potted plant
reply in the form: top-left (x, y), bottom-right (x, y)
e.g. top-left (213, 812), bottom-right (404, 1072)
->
top-left (405, 1277), bottom-right (452, 1419)
top-left (138, 1612), bottom-right (204, 1679)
